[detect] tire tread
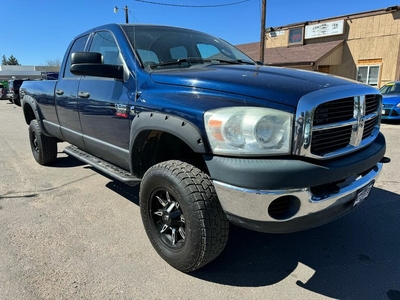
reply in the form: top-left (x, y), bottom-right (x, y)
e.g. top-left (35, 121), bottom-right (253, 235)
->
top-left (29, 120), bottom-right (58, 165)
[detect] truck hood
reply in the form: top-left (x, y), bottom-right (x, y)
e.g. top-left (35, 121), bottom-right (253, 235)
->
top-left (149, 65), bottom-right (357, 107)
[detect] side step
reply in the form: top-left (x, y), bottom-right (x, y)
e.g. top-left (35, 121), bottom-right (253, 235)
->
top-left (64, 145), bottom-right (141, 186)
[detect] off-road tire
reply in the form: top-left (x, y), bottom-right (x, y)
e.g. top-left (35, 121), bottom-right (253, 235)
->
top-left (29, 119), bottom-right (58, 165)
top-left (140, 160), bottom-right (229, 272)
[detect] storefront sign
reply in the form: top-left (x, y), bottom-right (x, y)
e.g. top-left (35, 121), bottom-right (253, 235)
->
top-left (305, 20), bottom-right (344, 39)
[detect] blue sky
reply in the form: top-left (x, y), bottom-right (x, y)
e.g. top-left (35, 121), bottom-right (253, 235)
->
top-left (2, 0), bottom-right (398, 65)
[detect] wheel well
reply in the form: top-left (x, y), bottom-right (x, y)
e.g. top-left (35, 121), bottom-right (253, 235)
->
top-left (23, 102), bottom-right (36, 125)
top-left (132, 130), bottom-right (208, 178)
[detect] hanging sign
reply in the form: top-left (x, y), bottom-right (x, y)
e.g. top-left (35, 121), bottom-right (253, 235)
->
top-left (305, 20), bottom-right (344, 39)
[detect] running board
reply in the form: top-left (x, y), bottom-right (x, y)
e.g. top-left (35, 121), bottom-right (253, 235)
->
top-left (64, 145), bottom-right (141, 186)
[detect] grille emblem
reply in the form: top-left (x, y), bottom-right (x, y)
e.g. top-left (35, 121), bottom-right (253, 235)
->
top-left (350, 96), bottom-right (366, 147)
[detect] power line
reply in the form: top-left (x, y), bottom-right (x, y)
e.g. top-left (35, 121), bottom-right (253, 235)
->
top-left (134, 0), bottom-right (249, 8)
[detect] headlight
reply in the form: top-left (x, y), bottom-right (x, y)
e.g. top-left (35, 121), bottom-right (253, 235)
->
top-left (396, 103), bottom-right (400, 108)
top-left (204, 107), bottom-right (292, 156)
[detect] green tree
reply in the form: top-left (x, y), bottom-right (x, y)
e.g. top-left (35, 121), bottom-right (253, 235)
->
top-left (1, 54), bottom-right (20, 65)
top-left (7, 55), bottom-right (20, 65)
top-left (1, 55), bottom-right (7, 65)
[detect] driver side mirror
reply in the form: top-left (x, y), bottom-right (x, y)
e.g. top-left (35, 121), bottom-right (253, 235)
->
top-left (70, 52), bottom-right (124, 80)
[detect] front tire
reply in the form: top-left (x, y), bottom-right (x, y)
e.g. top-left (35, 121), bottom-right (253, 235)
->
top-left (140, 160), bottom-right (229, 272)
top-left (29, 120), bottom-right (58, 165)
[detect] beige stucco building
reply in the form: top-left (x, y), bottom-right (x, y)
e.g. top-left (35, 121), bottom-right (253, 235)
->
top-left (237, 5), bottom-right (400, 88)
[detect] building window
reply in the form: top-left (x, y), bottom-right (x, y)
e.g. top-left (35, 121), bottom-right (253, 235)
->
top-left (288, 27), bottom-right (304, 46)
top-left (357, 65), bottom-right (380, 86)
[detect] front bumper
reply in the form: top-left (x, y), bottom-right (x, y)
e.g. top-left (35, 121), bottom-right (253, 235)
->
top-left (382, 104), bottom-right (400, 119)
top-left (213, 162), bottom-right (382, 233)
top-left (205, 132), bottom-right (386, 233)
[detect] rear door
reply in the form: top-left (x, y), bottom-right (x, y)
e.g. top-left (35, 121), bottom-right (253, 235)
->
top-left (78, 30), bottom-right (133, 170)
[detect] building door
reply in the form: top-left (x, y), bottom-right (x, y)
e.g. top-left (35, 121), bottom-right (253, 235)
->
top-left (318, 65), bottom-right (330, 74)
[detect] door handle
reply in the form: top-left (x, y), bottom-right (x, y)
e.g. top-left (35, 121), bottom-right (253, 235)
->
top-left (55, 89), bottom-right (64, 95)
top-left (78, 91), bottom-right (90, 99)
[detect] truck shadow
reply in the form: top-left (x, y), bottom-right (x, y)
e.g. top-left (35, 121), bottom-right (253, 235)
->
top-left (88, 170), bottom-right (400, 299)
top-left (47, 153), bottom-right (86, 168)
top-left (105, 179), bottom-right (140, 206)
top-left (192, 187), bottom-right (400, 299)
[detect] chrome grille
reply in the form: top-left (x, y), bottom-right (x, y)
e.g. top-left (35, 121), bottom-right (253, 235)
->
top-left (311, 97), bottom-right (354, 155)
top-left (313, 97), bottom-right (354, 125)
top-left (363, 118), bottom-right (376, 139)
top-left (311, 95), bottom-right (379, 156)
top-left (311, 125), bottom-right (352, 155)
top-left (365, 94), bottom-right (379, 114)
top-left (293, 86), bottom-right (381, 160)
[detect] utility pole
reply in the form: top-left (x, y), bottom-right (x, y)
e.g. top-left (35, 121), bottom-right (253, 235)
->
top-left (124, 5), bottom-right (129, 24)
top-left (114, 5), bottom-right (129, 24)
top-left (259, 0), bottom-right (267, 63)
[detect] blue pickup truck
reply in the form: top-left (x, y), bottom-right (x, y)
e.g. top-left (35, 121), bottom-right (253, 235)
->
top-left (20, 23), bottom-right (388, 272)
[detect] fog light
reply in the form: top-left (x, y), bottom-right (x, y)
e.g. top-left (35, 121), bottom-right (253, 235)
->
top-left (268, 196), bottom-right (300, 220)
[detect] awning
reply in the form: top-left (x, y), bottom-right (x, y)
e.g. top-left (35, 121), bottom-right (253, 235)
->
top-left (236, 40), bottom-right (344, 67)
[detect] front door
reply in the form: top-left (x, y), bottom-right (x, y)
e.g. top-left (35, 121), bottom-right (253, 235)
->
top-left (78, 30), bottom-right (134, 170)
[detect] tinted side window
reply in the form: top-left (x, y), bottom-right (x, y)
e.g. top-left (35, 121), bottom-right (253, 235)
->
top-left (64, 35), bottom-right (89, 78)
top-left (379, 85), bottom-right (390, 94)
top-left (89, 31), bottom-right (121, 65)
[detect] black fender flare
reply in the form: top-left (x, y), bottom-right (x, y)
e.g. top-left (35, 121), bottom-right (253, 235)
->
top-left (129, 112), bottom-right (208, 169)
top-left (129, 112), bottom-right (209, 176)
top-left (21, 95), bottom-right (50, 136)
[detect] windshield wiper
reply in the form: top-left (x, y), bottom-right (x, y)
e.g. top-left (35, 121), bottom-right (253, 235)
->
top-left (212, 59), bottom-right (255, 65)
top-left (149, 58), bottom-right (212, 69)
top-left (149, 58), bottom-right (255, 69)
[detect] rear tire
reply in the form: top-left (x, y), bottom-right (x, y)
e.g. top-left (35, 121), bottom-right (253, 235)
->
top-left (29, 120), bottom-right (58, 165)
top-left (13, 97), bottom-right (21, 106)
top-left (140, 160), bottom-right (229, 272)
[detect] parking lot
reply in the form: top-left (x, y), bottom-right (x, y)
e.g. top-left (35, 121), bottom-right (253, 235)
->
top-left (1, 99), bottom-right (400, 300)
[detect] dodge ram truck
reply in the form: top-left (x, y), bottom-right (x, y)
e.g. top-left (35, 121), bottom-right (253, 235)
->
top-left (20, 23), bottom-right (389, 272)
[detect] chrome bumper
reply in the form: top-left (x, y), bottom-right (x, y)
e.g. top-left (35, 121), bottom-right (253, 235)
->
top-left (213, 163), bottom-right (382, 231)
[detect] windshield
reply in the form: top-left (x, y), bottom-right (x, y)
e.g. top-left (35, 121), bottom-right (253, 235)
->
top-left (121, 25), bottom-right (255, 70)
top-left (379, 82), bottom-right (400, 95)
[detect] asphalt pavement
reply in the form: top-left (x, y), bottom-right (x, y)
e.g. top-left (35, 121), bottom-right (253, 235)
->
top-left (1, 99), bottom-right (400, 300)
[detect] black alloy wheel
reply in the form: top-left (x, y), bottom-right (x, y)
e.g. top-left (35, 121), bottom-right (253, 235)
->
top-left (140, 160), bottom-right (229, 272)
top-left (151, 188), bottom-right (186, 248)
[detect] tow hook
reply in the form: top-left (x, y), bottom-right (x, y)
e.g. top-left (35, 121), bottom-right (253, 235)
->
top-left (380, 157), bottom-right (391, 163)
